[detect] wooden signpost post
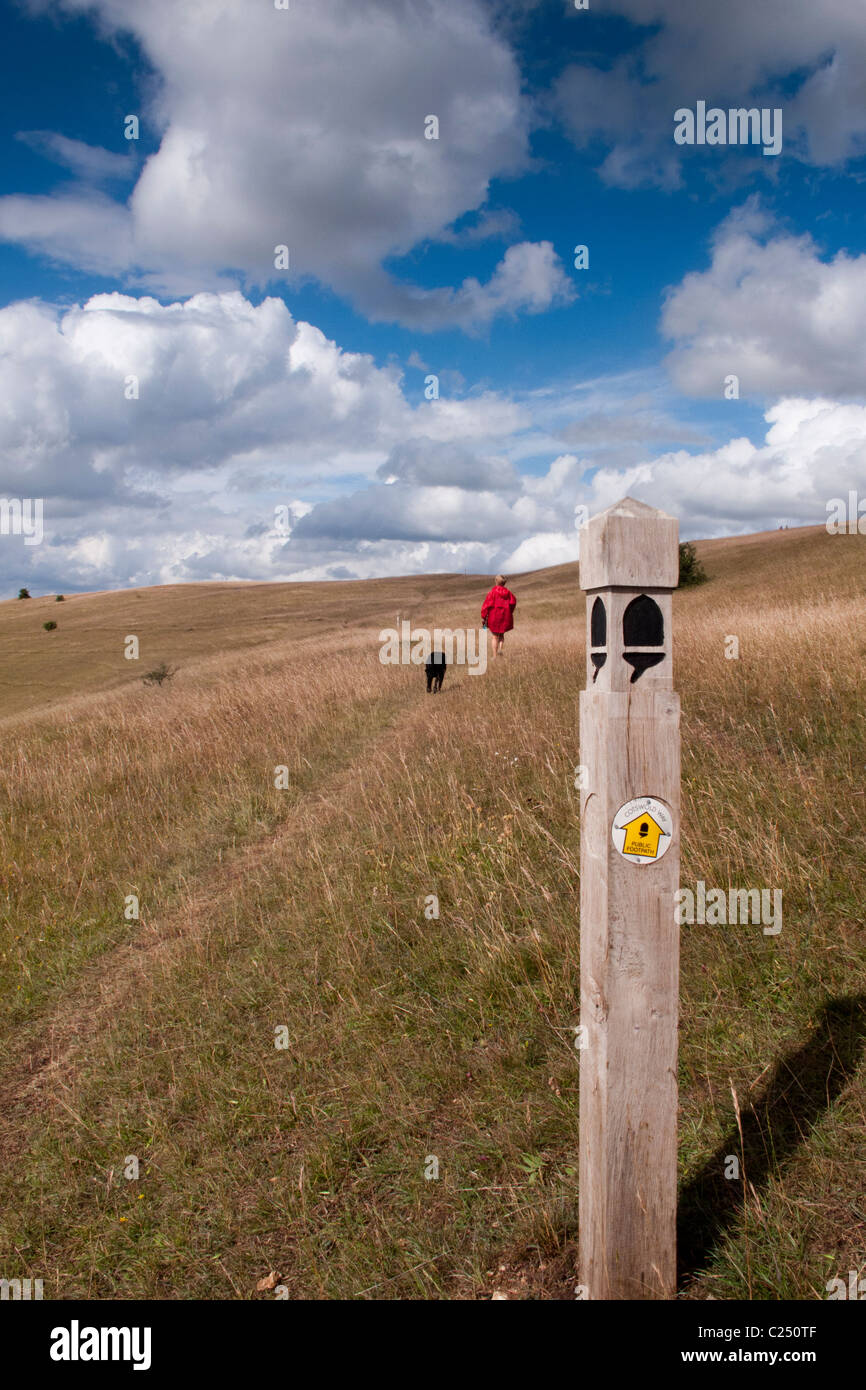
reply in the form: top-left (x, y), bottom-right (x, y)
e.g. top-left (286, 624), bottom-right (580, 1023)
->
top-left (578, 497), bottom-right (681, 1299)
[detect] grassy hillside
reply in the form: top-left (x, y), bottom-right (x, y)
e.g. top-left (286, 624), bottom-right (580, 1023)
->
top-left (0, 571), bottom-right (483, 720)
top-left (1, 524), bottom-right (864, 1299)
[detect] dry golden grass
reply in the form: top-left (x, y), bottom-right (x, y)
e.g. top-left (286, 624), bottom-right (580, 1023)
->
top-left (0, 571), bottom-right (482, 720)
top-left (0, 524), bottom-right (864, 1299)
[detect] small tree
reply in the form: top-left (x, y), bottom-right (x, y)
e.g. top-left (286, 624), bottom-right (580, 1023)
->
top-left (18, 587), bottom-right (30, 599)
top-left (43, 620), bottom-right (57, 631)
top-left (55, 594), bottom-right (65, 602)
top-left (678, 541), bottom-right (708, 587)
top-left (142, 662), bottom-right (177, 687)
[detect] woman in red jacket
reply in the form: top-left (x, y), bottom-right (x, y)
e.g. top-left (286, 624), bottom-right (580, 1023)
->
top-left (481, 574), bottom-right (517, 658)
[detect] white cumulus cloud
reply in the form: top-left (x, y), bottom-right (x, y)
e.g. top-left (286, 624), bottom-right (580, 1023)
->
top-left (663, 202), bottom-right (866, 398)
top-left (0, 0), bottom-right (572, 329)
top-left (553, 0), bottom-right (866, 188)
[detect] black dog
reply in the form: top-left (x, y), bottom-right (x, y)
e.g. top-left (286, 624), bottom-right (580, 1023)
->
top-left (425, 651), bottom-right (447, 693)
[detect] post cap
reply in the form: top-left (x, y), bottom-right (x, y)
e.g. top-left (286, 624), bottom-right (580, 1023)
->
top-left (579, 496), bottom-right (679, 590)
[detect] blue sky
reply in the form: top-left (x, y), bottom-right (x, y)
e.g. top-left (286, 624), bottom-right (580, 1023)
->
top-left (1, 0), bottom-right (865, 594)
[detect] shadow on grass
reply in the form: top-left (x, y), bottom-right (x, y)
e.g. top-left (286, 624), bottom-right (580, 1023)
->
top-left (677, 993), bottom-right (866, 1286)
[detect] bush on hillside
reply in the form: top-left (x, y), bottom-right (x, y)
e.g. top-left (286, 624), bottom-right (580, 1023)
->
top-left (679, 541), bottom-right (708, 587)
top-left (18, 588), bottom-right (30, 599)
top-left (142, 662), bottom-right (177, 687)
top-left (43, 620), bottom-right (57, 631)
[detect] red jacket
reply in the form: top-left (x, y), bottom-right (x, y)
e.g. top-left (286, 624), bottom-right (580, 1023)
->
top-left (481, 584), bottom-right (517, 635)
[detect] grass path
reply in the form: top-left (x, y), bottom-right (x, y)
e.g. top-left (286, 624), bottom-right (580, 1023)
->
top-left (0, 675), bottom-right (419, 1164)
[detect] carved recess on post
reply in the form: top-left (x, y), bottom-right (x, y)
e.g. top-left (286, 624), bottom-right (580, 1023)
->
top-left (622, 593), bottom-right (665, 683)
top-left (590, 595), bottom-right (607, 682)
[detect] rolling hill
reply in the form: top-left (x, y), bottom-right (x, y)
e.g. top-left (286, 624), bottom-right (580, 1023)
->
top-left (0, 523), bottom-right (864, 1299)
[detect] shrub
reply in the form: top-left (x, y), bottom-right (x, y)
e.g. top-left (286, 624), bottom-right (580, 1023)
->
top-left (43, 620), bottom-right (57, 631)
top-left (142, 662), bottom-right (177, 687)
top-left (18, 588), bottom-right (30, 600)
top-left (678, 541), bottom-right (708, 587)
top-left (55, 594), bottom-right (64, 602)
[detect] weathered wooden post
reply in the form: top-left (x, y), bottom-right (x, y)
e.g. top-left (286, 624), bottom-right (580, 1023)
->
top-left (578, 496), bottom-right (680, 1299)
